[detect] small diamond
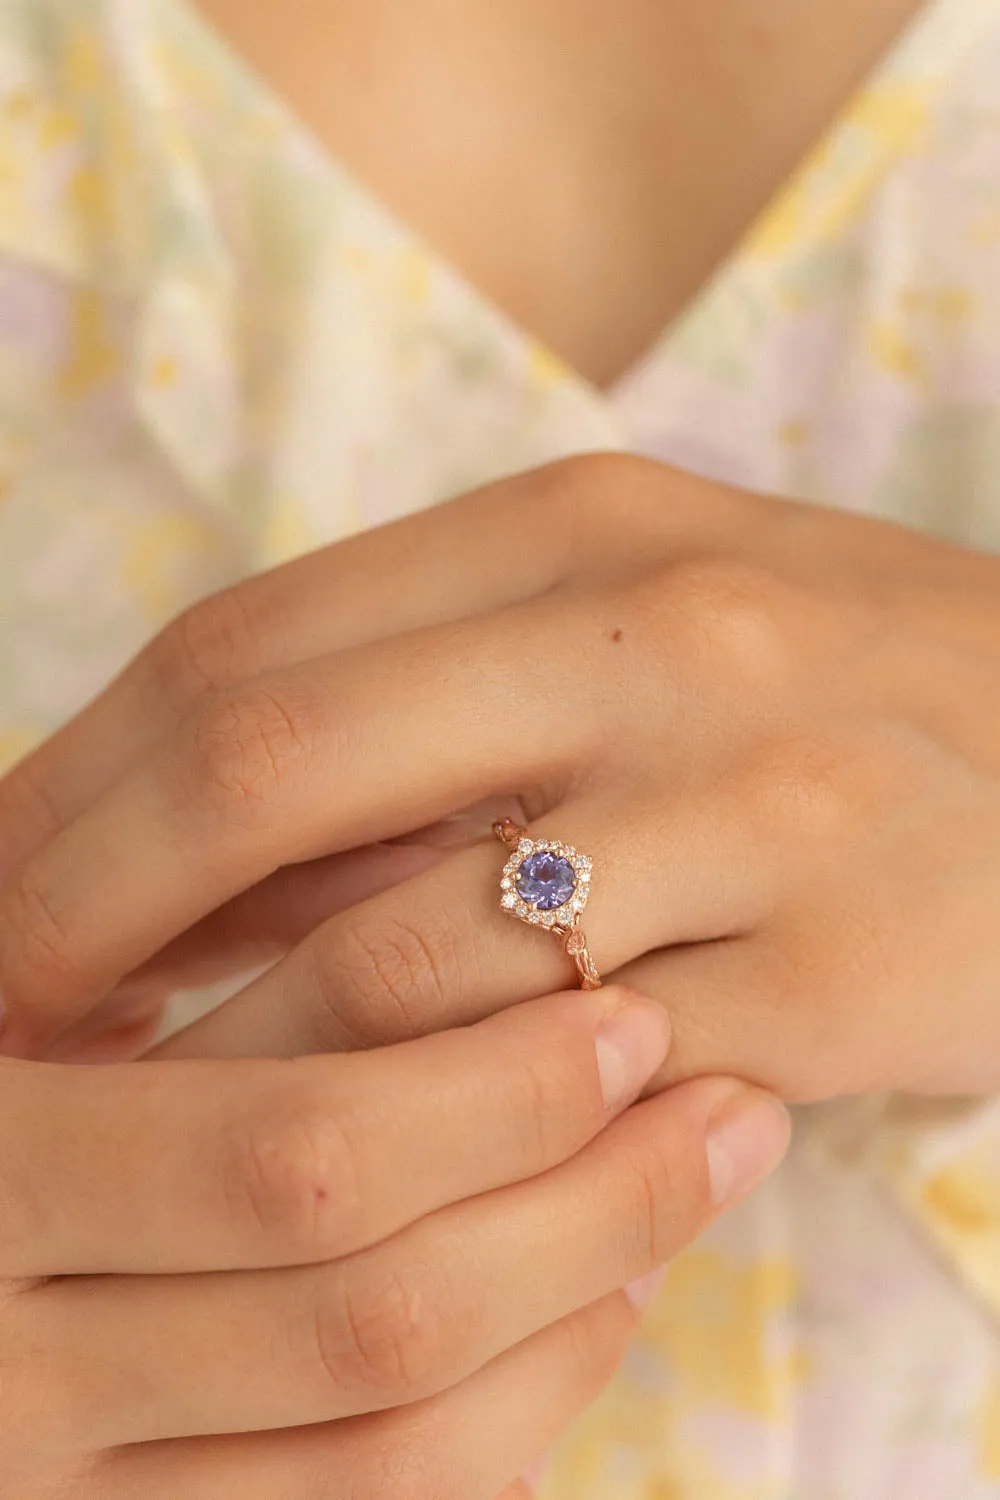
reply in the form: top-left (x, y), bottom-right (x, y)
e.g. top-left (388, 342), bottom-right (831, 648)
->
top-left (579, 871), bottom-right (591, 882)
top-left (518, 839), bottom-right (532, 853)
top-left (501, 877), bottom-right (512, 889)
top-left (573, 898), bottom-right (585, 911)
top-left (529, 912), bottom-right (541, 924)
top-left (501, 892), bottom-right (516, 908)
top-left (542, 913), bottom-right (556, 927)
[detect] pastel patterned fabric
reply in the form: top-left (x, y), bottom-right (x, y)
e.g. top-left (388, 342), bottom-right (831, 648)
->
top-left (1, 2), bottom-right (1000, 1495)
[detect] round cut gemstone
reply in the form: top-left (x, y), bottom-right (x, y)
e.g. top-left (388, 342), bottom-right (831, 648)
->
top-left (515, 851), bottom-right (577, 911)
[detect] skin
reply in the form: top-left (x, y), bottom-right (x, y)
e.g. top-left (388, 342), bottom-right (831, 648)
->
top-left (4, 446), bottom-right (1000, 1491)
top-left (4, 451), bottom-right (1000, 1102)
top-left (0, 1), bottom-right (940, 1491)
top-left (0, 987), bottom-right (792, 1495)
top-left (194, 0), bottom-right (923, 388)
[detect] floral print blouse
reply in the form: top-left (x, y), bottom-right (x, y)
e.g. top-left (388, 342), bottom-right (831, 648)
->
top-left (1, 1), bottom-right (1000, 1495)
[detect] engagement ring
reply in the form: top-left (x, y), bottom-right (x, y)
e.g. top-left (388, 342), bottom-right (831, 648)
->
top-left (493, 818), bottom-right (602, 990)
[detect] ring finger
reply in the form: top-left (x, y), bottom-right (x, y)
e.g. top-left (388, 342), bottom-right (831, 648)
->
top-left (159, 793), bottom-right (774, 1063)
top-left (0, 598), bottom-right (604, 1055)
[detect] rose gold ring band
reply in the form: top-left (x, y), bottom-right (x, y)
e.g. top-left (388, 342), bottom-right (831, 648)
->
top-left (493, 818), bottom-right (602, 991)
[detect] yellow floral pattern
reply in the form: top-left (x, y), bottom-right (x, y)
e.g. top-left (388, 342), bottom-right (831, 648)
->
top-left (0, 2), bottom-right (999, 1496)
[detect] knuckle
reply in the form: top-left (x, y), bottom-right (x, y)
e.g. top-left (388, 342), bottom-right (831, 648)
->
top-left (325, 1261), bottom-right (450, 1399)
top-left (0, 869), bottom-right (85, 999)
top-left (618, 1138), bottom-right (702, 1270)
top-left (643, 556), bottom-right (795, 685)
top-left (744, 732), bottom-right (860, 843)
top-left (234, 1090), bottom-right (364, 1262)
top-left (0, 1295), bottom-right (80, 1472)
top-left (150, 588), bottom-right (262, 707)
top-left (540, 454), bottom-right (749, 564)
top-left (544, 451), bottom-right (663, 551)
top-left (509, 1050), bottom-right (562, 1170)
top-left (313, 909), bottom-right (459, 1046)
top-left (624, 1153), bottom-right (666, 1269)
top-left (0, 755), bottom-right (63, 868)
top-left (177, 683), bottom-right (315, 824)
top-left (544, 449), bottom-right (652, 495)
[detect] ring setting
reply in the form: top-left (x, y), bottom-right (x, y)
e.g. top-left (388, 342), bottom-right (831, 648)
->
top-left (493, 818), bottom-right (602, 989)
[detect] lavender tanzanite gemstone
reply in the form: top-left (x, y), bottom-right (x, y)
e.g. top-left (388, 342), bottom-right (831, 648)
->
top-left (515, 851), bottom-right (576, 911)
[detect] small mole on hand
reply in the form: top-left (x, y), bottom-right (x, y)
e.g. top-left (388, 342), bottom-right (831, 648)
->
top-left (611, 628), bottom-right (625, 643)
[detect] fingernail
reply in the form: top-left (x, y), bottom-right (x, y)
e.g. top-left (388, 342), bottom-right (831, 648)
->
top-left (595, 994), bottom-right (671, 1114)
top-left (706, 1087), bottom-right (791, 1207)
top-left (625, 1264), bottom-right (668, 1312)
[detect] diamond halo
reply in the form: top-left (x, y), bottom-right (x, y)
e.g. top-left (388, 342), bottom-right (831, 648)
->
top-left (499, 836), bottom-right (593, 930)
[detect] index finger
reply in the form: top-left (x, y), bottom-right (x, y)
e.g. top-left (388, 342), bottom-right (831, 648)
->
top-left (0, 591), bottom-right (603, 1056)
top-left (0, 984), bottom-right (667, 1277)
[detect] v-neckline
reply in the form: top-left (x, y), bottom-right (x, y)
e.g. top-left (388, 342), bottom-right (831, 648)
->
top-left (175, 0), bottom-right (948, 409)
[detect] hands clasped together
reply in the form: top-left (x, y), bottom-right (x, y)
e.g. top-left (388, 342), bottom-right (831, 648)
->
top-left (3, 450), bottom-right (1000, 1492)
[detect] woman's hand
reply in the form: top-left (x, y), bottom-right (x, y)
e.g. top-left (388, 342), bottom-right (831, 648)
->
top-left (3, 451), bottom-right (1000, 1095)
top-left (0, 984), bottom-right (790, 1496)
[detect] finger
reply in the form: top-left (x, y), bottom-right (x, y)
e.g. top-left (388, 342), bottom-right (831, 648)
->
top-left (614, 932), bottom-right (880, 1103)
top-left (0, 985), bottom-right (667, 1276)
top-left (0, 473), bottom-right (561, 876)
top-left (0, 453), bottom-right (678, 878)
top-left (47, 797), bottom-right (518, 1063)
top-left (0, 595), bottom-right (608, 1054)
top-left (27, 1079), bottom-right (789, 1449)
top-left (158, 794), bottom-right (768, 1062)
top-left (41, 990), bottom-right (172, 1065)
top-left (96, 1292), bottom-right (640, 1499)
top-left (44, 841), bottom-right (443, 1061)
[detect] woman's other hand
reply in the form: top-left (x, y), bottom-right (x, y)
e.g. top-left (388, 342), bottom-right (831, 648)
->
top-left (0, 984), bottom-right (790, 1495)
